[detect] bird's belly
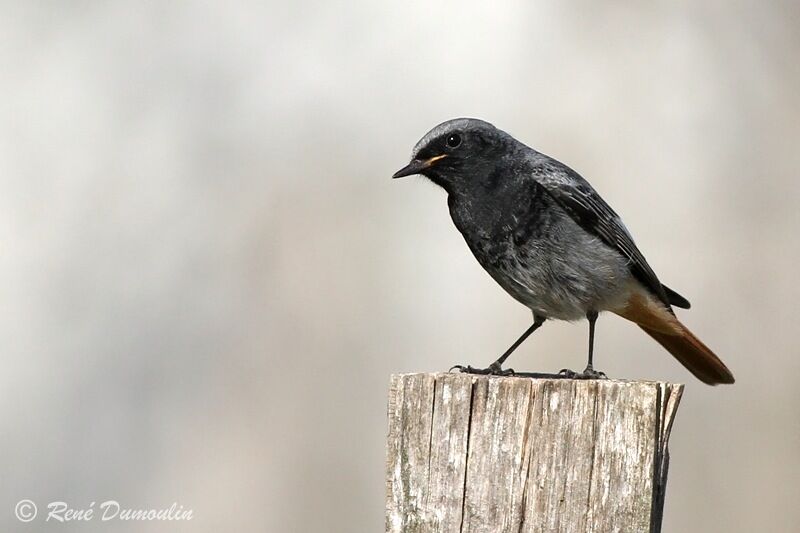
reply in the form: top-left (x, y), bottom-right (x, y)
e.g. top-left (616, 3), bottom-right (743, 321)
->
top-left (476, 236), bottom-right (633, 321)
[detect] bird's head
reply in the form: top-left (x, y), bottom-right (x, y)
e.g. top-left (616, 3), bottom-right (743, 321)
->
top-left (393, 118), bottom-right (512, 193)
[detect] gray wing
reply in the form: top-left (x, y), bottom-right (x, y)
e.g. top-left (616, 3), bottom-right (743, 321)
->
top-left (530, 156), bottom-right (688, 309)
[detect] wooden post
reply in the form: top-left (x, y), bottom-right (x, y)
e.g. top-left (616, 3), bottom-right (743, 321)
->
top-left (386, 373), bottom-right (683, 533)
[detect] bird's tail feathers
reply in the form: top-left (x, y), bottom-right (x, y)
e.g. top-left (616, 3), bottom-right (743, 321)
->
top-left (638, 322), bottom-right (734, 385)
top-left (613, 291), bottom-right (734, 385)
top-left (662, 284), bottom-right (691, 309)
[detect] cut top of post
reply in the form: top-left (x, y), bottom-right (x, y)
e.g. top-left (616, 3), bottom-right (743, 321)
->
top-left (385, 373), bottom-right (683, 533)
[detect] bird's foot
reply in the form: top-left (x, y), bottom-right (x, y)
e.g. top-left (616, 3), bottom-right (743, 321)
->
top-left (451, 364), bottom-right (607, 380)
top-left (581, 365), bottom-right (608, 380)
top-left (558, 368), bottom-right (579, 379)
top-left (450, 362), bottom-right (515, 376)
top-left (558, 366), bottom-right (608, 380)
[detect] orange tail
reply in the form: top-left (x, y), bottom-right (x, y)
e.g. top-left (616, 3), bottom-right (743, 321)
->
top-left (639, 323), bottom-right (734, 385)
top-left (614, 291), bottom-right (735, 385)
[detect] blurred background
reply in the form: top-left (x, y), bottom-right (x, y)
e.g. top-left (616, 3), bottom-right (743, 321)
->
top-left (1, 1), bottom-right (798, 531)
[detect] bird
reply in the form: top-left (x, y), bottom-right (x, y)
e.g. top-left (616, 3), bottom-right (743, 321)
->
top-left (392, 118), bottom-right (734, 385)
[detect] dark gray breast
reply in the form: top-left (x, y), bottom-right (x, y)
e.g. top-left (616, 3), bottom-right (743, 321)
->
top-left (447, 177), bottom-right (554, 266)
top-left (446, 171), bottom-right (633, 319)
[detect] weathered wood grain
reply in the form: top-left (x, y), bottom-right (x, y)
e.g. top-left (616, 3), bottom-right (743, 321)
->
top-left (386, 373), bottom-right (683, 533)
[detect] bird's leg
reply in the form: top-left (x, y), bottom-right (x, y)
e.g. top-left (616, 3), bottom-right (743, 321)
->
top-left (452, 315), bottom-right (545, 376)
top-left (557, 310), bottom-right (607, 380)
top-left (586, 309), bottom-right (598, 371)
top-left (581, 310), bottom-right (607, 379)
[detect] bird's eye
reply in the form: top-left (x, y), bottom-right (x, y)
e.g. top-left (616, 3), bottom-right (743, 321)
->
top-left (446, 133), bottom-right (462, 148)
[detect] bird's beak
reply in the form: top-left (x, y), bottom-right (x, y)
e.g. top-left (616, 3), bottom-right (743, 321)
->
top-left (392, 154), bottom-right (448, 179)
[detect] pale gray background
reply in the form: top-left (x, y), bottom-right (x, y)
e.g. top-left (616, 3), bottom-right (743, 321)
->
top-left (1, 1), bottom-right (798, 532)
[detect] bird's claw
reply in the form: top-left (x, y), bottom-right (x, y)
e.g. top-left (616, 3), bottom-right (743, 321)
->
top-left (450, 363), bottom-right (515, 376)
top-left (558, 368), bottom-right (578, 378)
top-left (558, 367), bottom-right (607, 380)
top-left (580, 366), bottom-right (608, 380)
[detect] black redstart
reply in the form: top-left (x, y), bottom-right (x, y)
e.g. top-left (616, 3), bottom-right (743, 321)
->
top-left (393, 118), bottom-right (734, 385)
